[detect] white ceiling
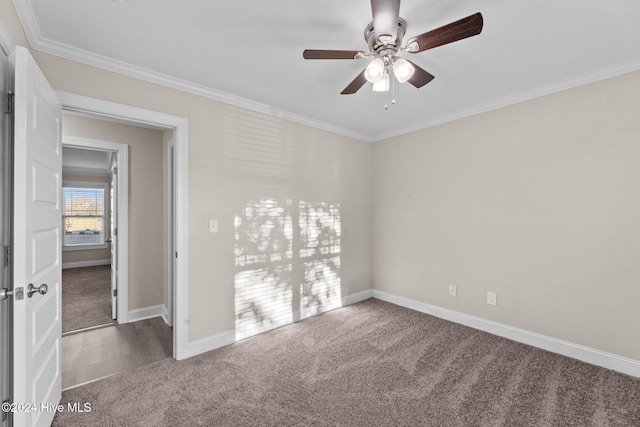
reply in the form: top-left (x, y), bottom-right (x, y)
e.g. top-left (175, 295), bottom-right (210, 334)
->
top-left (15, 0), bottom-right (640, 141)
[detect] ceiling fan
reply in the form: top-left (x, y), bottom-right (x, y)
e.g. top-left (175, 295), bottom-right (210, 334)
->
top-left (303, 0), bottom-right (483, 96)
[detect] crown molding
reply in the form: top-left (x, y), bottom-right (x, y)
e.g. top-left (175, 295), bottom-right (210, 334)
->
top-left (11, 0), bottom-right (372, 143)
top-left (0, 17), bottom-right (15, 55)
top-left (372, 57), bottom-right (640, 142)
top-left (12, 0), bottom-right (640, 144)
top-left (35, 37), bottom-right (372, 142)
top-left (11, 0), bottom-right (40, 47)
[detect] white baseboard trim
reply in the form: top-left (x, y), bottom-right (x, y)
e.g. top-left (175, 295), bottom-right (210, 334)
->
top-left (128, 304), bottom-right (165, 323)
top-left (372, 290), bottom-right (640, 378)
top-left (161, 305), bottom-right (172, 327)
top-left (181, 289), bottom-right (374, 359)
top-left (183, 330), bottom-right (236, 359)
top-left (342, 289), bottom-right (373, 306)
top-left (62, 259), bottom-right (111, 270)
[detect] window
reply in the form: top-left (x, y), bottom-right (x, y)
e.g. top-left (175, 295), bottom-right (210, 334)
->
top-left (62, 181), bottom-right (108, 250)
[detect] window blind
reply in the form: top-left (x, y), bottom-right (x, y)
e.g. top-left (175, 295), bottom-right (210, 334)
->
top-left (63, 186), bottom-right (105, 246)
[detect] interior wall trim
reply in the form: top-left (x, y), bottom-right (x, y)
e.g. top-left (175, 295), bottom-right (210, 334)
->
top-left (373, 57), bottom-right (640, 142)
top-left (161, 304), bottom-right (172, 327)
top-left (128, 304), bottom-right (165, 323)
top-left (372, 290), bottom-right (640, 379)
top-left (62, 135), bottom-right (130, 325)
top-left (61, 259), bottom-right (110, 270)
top-left (57, 91), bottom-right (190, 361)
top-left (12, 0), bottom-right (640, 143)
top-left (182, 289), bottom-right (374, 359)
top-left (13, 17), bottom-right (369, 143)
top-left (0, 17), bottom-right (15, 56)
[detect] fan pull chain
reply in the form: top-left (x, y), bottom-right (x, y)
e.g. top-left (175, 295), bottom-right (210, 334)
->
top-left (391, 73), bottom-right (396, 105)
top-left (384, 71), bottom-right (397, 110)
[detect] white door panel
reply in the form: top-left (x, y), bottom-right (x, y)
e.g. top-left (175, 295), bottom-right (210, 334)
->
top-left (12, 46), bottom-right (62, 427)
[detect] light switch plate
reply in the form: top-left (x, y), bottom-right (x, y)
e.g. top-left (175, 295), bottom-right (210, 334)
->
top-left (487, 292), bottom-right (497, 306)
top-left (208, 219), bottom-right (218, 234)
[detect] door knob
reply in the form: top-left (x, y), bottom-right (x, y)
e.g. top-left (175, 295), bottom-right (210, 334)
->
top-left (27, 283), bottom-right (48, 298)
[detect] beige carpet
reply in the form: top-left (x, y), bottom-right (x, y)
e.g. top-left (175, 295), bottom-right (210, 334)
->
top-left (62, 265), bottom-right (113, 333)
top-left (54, 299), bottom-right (640, 426)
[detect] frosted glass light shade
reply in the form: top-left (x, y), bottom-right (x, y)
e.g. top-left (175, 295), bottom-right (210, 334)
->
top-left (372, 73), bottom-right (390, 92)
top-left (364, 58), bottom-right (385, 83)
top-left (393, 58), bottom-right (415, 83)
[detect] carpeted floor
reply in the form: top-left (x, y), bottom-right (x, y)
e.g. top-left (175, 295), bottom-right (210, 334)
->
top-left (62, 265), bottom-right (113, 333)
top-left (53, 299), bottom-right (640, 426)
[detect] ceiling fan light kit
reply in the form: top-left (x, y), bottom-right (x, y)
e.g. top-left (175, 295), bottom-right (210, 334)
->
top-left (364, 58), bottom-right (386, 83)
top-left (303, 0), bottom-right (484, 105)
top-left (392, 58), bottom-right (415, 83)
top-left (372, 72), bottom-right (390, 92)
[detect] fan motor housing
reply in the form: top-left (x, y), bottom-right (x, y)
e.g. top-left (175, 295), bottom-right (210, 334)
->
top-left (364, 18), bottom-right (407, 57)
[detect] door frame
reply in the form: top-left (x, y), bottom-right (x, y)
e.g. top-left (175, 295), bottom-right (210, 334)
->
top-left (0, 27), bottom-right (13, 427)
top-left (57, 91), bottom-right (189, 360)
top-left (62, 136), bottom-right (129, 323)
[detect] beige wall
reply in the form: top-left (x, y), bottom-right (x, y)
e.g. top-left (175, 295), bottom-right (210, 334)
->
top-left (8, 0), bottom-right (638, 363)
top-left (61, 173), bottom-right (111, 265)
top-left (62, 114), bottom-right (165, 311)
top-left (0, 1), bottom-right (373, 341)
top-left (373, 70), bottom-right (640, 361)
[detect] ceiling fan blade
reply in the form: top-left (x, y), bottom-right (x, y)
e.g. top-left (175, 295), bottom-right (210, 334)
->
top-left (303, 49), bottom-right (366, 60)
top-left (406, 12), bottom-right (483, 53)
top-left (341, 70), bottom-right (368, 95)
top-left (405, 60), bottom-right (435, 88)
top-left (371, 0), bottom-right (401, 42)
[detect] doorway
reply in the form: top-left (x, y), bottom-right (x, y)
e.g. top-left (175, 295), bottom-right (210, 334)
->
top-left (61, 145), bottom-right (117, 334)
top-left (58, 91), bottom-right (190, 361)
top-left (5, 45), bottom-right (189, 426)
top-left (60, 113), bottom-right (176, 389)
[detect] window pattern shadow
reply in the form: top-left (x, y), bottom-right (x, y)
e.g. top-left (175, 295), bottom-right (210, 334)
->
top-left (234, 199), bottom-right (341, 340)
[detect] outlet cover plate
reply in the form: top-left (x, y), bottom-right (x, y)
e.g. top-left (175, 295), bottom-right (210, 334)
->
top-left (448, 284), bottom-right (457, 297)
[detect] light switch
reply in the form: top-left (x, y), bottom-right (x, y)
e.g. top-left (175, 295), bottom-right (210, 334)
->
top-left (208, 219), bottom-right (218, 234)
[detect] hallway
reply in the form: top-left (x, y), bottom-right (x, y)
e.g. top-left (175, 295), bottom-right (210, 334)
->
top-left (62, 317), bottom-right (173, 390)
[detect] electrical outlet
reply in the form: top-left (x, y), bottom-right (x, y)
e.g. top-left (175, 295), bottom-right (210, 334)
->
top-left (487, 292), bottom-right (497, 306)
top-left (448, 284), bottom-right (457, 297)
top-left (208, 219), bottom-right (218, 234)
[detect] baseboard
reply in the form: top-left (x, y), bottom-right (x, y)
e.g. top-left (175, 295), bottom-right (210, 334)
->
top-left (161, 305), bottom-right (172, 327)
top-left (372, 290), bottom-right (640, 378)
top-left (183, 330), bottom-right (236, 359)
top-left (128, 304), bottom-right (165, 323)
top-left (181, 289), bottom-right (374, 359)
top-left (62, 259), bottom-right (111, 270)
top-left (342, 289), bottom-right (373, 306)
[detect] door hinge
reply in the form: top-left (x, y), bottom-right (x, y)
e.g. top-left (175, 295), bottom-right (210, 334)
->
top-left (175, 251), bottom-right (178, 259)
top-left (3, 246), bottom-right (10, 266)
top-left (113, 289), bottom-right (117, 297)
top-left (112, 167), bottom-right (118, 175)
top-left (5, 91), bottom-right (14, 114)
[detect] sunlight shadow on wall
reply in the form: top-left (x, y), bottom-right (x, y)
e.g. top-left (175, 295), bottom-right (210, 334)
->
top-left (235, 199), bottom-right (341, 340)
top-left (299, 201), bottom-right (341, 320)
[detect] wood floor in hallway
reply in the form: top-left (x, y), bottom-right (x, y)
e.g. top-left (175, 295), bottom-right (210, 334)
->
top-left (62, 316), bottom-right (173, 390)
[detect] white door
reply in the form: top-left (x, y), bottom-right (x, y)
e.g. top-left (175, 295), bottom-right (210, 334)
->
top-left (110, 154), bottom-right (118, 320)
top-left (12, 46), bottom-right (62, 427)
